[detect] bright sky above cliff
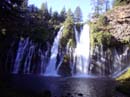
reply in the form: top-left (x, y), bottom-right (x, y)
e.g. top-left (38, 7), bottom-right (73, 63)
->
top-left (28, 0), bottom-right (114, 21)
top-left (28, 0), bottom-right (92, 21)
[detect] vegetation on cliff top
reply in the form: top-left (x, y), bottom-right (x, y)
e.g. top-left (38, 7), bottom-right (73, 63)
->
top-left (90, 0), bottom-right (130, 48)
top-left (90, 14), bottom-right (113, 48)
top-left (113, 0), bottom-right (130, 6)
top-left (60, 9), bottom-right (75, 49)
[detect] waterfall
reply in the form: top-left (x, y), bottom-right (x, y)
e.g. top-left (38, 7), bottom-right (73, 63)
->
top-left (112, 47), bottom-right (130, 77)
top-left (11, 24), bottom-right (130, 77)
top-left (13, 38), bottom-right (29, 73)
top-left (23, 41), bottom-right (35, 74)
top-left (74, 26), bottom-right (79, 43)
top-left (74, 24), bottom-right (90, 75)
top-left (12, 37), bottom-right (50, 74)
top-left (44, 26), bottom-right (64, 76)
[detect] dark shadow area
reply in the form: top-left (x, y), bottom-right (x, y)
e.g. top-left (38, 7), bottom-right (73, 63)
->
top-left (0, 74), bottom-right (115, 97)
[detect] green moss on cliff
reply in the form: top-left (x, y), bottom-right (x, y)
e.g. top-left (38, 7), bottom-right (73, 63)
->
top-left (116, 68), bottom-right (130, 82)
top-left (67, 39), bottom-right (75, 48)
top-left (90, 16), bottom-right (112, 48)
top-left (120, 37), bottom-right (130, 44)
top-left (58, 54), bottom-right (72, 76)
top-left (91, 31), bottom-right (112, 47)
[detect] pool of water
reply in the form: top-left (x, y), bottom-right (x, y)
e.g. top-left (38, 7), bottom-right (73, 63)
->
top-left (0, 74), bottom-right (115, 97)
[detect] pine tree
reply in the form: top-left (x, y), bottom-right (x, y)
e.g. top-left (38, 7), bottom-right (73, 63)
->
top-left (63, 9), bottom-right (74, 38)
top-left (91, 0), bottom-right (109, 18)
top-left (74, 6), bottom-right (83, 22)
top-left (60, 7), bottom-right (66, 22)
top-left (66, 9), bottom-right (74, 22)
top-left (40, 2), bottom-right (50, 20)
top-left (41, 2), bottom-right (48, 14)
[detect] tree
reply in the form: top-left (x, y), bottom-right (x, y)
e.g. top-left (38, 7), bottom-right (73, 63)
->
top-left (41, 2), bottom-right (48, 14)
top-left (60, 7), bottom-right (66, 22)
top-left (62, 9), bottom-right (74, 39)
top-left (0, 0), bottom-right (29, 73)
top-left (52, 11), bottom-right (59, 20)
top-left (49, 7), bottom-right (52, 16)
top-left (66, 9), bottom-right (74, 21)
top-left (74, 6), bottom-right (83, 22)
top-left (103, 0), bottom-right (110, 11)
top-left (40, 2), bottom-right (50, 20)
top-left (91, 0), bottom-right (110, 18)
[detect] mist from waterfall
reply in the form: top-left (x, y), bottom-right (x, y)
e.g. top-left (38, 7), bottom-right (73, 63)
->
top-left (44, 26), bottom-right (64, 76)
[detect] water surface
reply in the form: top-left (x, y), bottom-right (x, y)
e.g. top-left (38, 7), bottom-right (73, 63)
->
top-left (1, 74), bottom-right (115, 97)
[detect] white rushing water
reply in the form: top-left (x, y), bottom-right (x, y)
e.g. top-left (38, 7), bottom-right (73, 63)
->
top-left (74, 24), bottom-right (90, 75)
top-left (44, 26), bottom-right (64, 76)
top-left (13, 38), bottom-right (29, 73)
top-left (23, 42), bottom-right (35, 74)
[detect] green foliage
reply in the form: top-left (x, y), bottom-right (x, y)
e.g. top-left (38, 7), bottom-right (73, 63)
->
top-left (60, 9), bottom-right (75, 48)
top-left (63, 54), bottom-right (70, 63)
top-left (89, 14), bottom-right (112, 47)
top-left (1, 28), bottom-right (6, 36)
top-left (67, 39), bottom-right (75, 48)
top-left (0, 0), bottom-right (67, 72)
top-left (89, 14), bottom-right (108, 33)
top-left (41, 2), bottom-right (48, 13)
top-left (116, 68), bottom-right (130, 95)
top-left (90, 22), bottom-right (100, 33)
top-left (98, 15), bottom-right (108, 26)
top-left (113, 0), bottom-right (130, 6)
top-left (30, 27), bottom-right (49, 43)
top-left (121, 37), bottom-right (130, 44)
top-left (91, 31), bottom-right (112, 47)
top-left (116, 68), bottom-right (130, 82)
top-left (60, 7), bottom-right (66, 22)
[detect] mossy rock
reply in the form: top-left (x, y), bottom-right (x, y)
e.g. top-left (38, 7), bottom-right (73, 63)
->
top-left (58, 54), bottom-right (72, 76)
top-left (116, 68), bottom-right (130, 95)
top-left (116, 68), bottom-right (130, 82)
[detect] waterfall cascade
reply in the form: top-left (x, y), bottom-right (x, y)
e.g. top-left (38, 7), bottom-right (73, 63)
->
top-left (73, 24), bottom-right (90, 75)
top-left (13, 38), bottom-right (29, 73)
top-left (12, 38), bottom-right (49, 74)
top-left (12, 24), bottom-right (130, 77)
top-left (44, 26), bottom-right (64, 76)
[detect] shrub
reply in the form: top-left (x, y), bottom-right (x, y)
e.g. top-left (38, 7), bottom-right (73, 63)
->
top-left (98, 15), bottom-right (108, 26)
top-left (91, 31), bottom-right (112, 47)
top-left (113, 0), bottom-right (130, 6)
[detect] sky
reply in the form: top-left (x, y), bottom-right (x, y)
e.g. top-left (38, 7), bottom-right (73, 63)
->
top-left (28, 0), bottom-right (92, 21)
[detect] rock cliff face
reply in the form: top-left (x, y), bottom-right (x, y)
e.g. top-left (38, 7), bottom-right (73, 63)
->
top-left (90, 5), bottom-right (130, 77)
top-left (106, 5), bottom-right (130, 41)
